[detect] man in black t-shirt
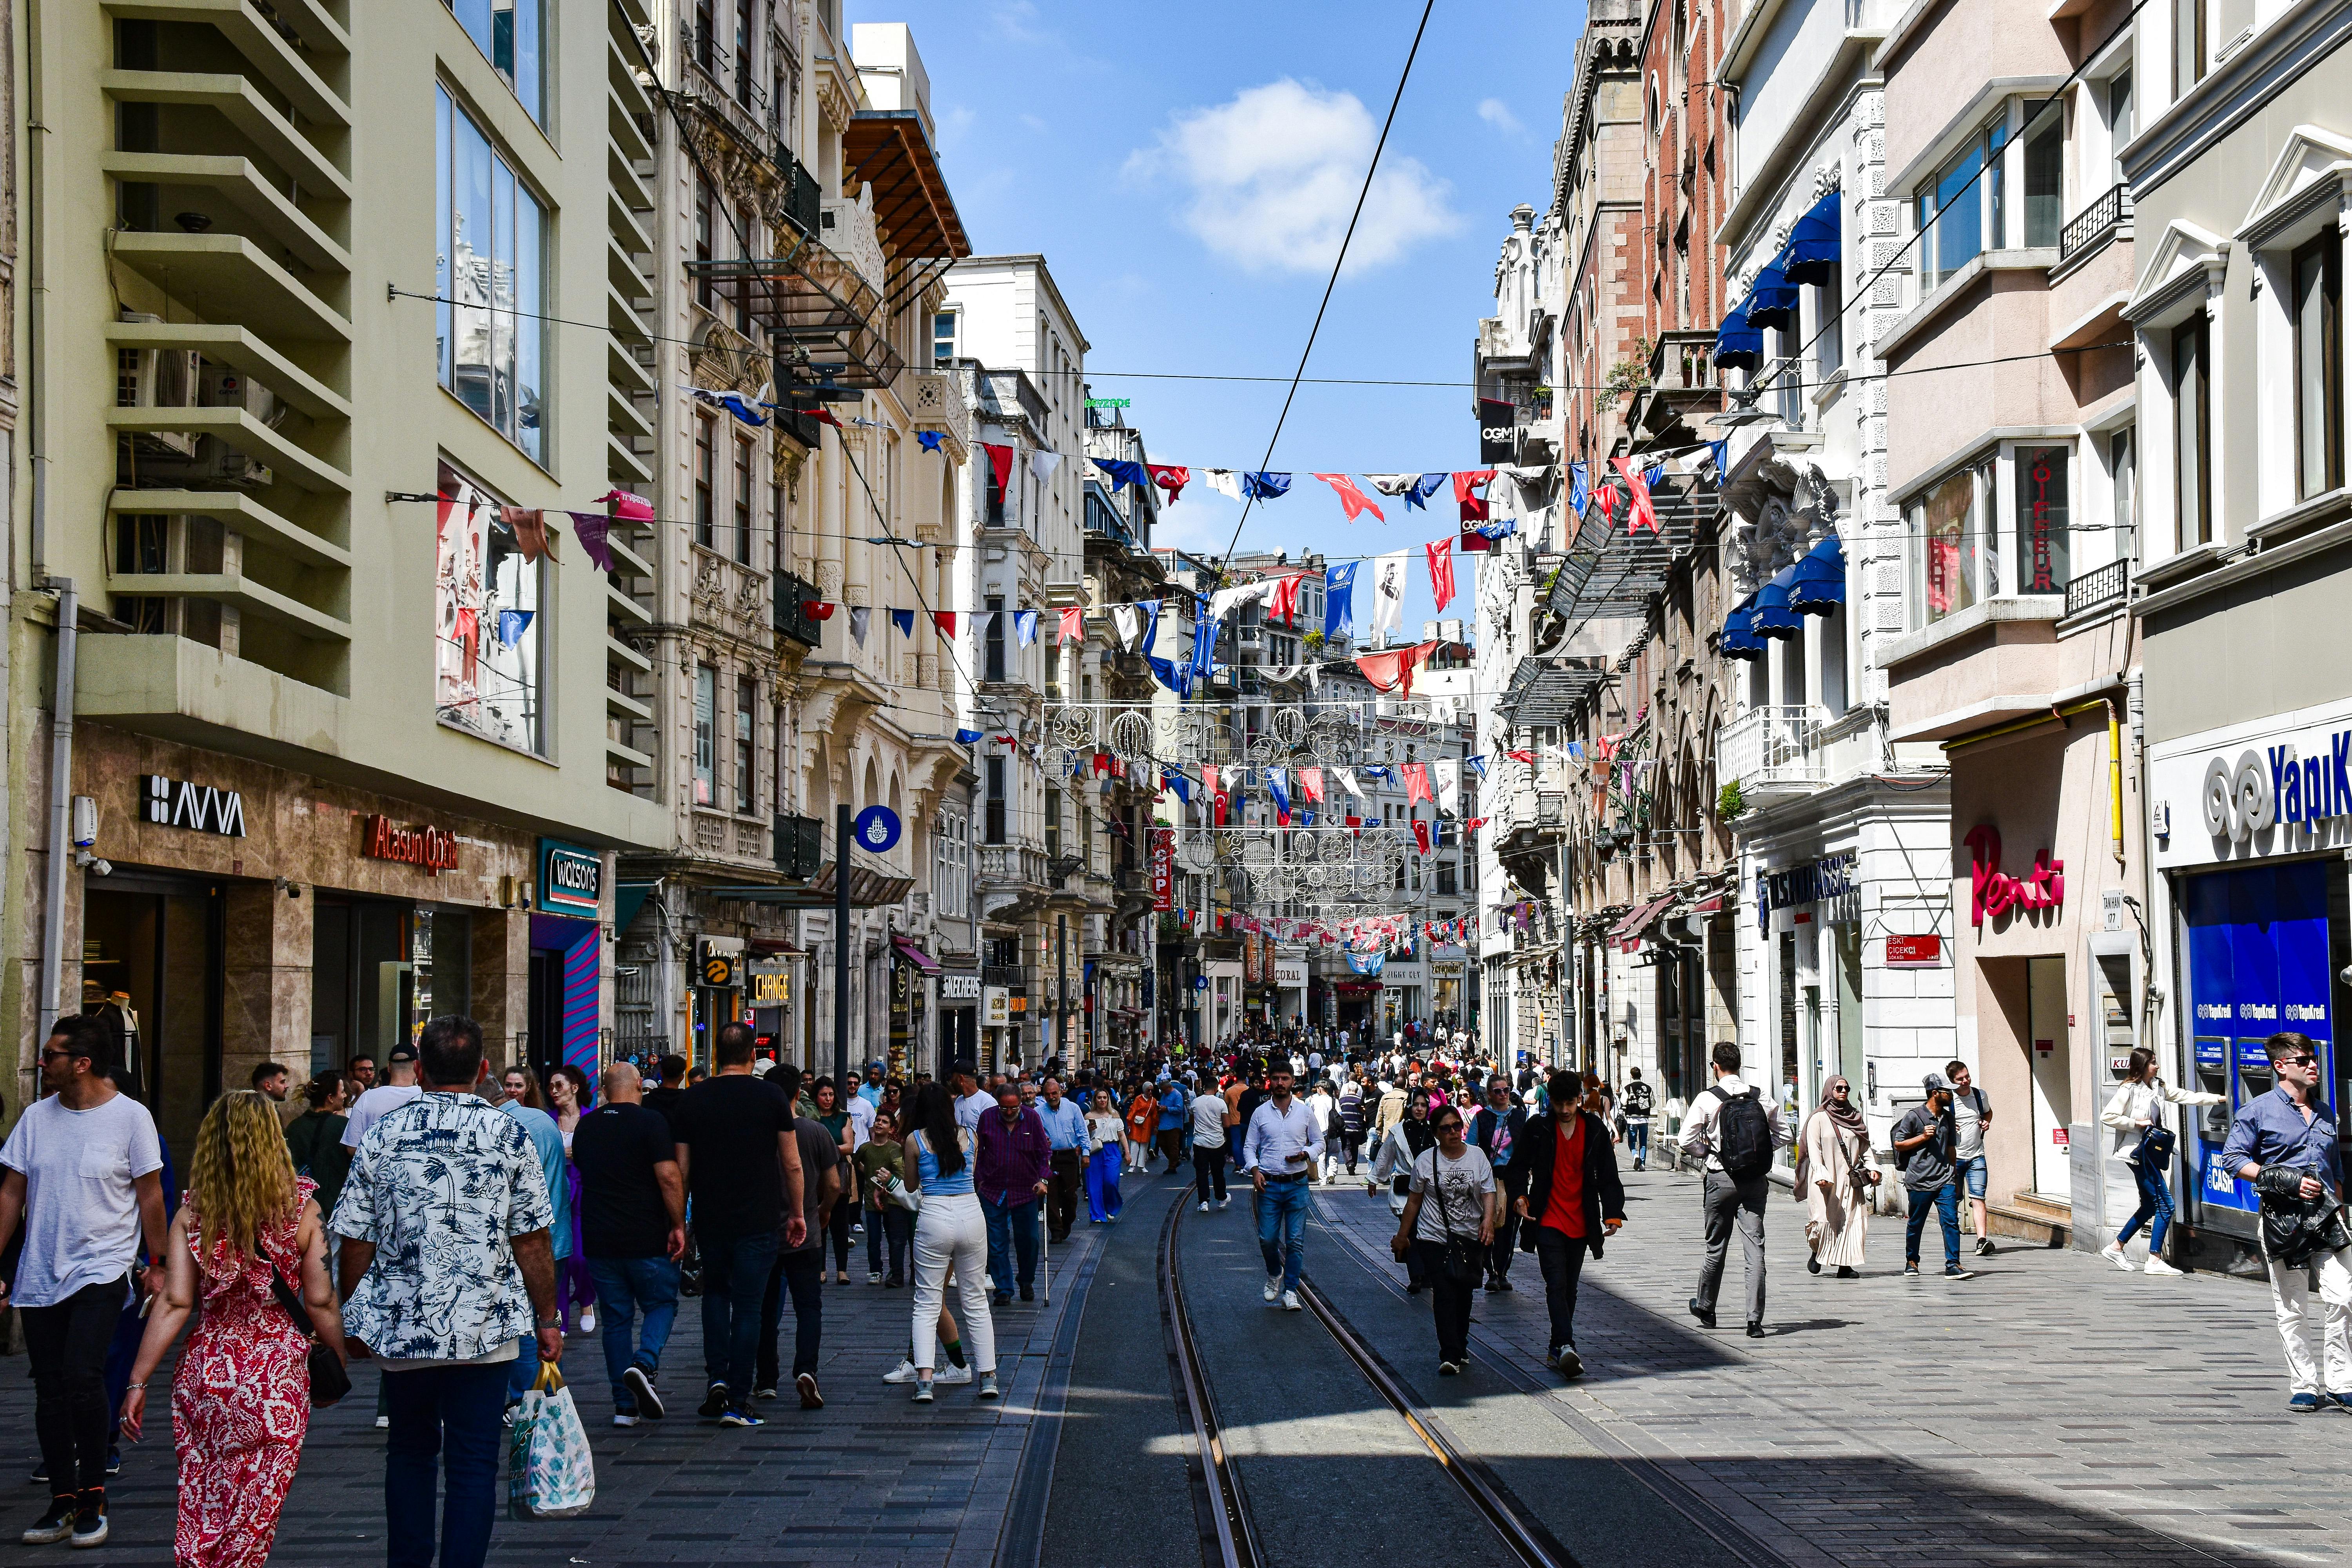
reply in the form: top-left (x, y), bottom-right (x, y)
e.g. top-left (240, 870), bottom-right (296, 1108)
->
top-left (670, 1025), bottom-right (805, 1429)
top-left (572, 1062), bottom-right (686, 1426)
top-left (756, 1065), bottom-right (842, 1410)
top-left (642, 1054), bottom-right (690, 1134)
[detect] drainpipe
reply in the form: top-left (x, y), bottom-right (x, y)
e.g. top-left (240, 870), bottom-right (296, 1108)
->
top-left (36, 581), bottom-right (76, 1030)
top-left (2107, 698), bottom-right (2125, 867)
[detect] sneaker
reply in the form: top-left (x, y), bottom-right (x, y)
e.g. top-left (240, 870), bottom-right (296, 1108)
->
top-left (797, 1373), bottom-right (824, 1409)
top-left (2100, 1242), bottom-right (2132, 1271)
top-left (501, 1400), bottom-right (519, 1428)
top-left (1282, 1290), bottom-right (1301, 1312)
top-left (1263, 1276), bottom-right (1281, 1303)
top-left (1217, 1197), bottom-right (1230, 1209)
top-left (1200, 1201), bottom-right (1212, 1213)
top-left (753, 1386), bottom-right (780, 1401)
top-left (375, 1416), bottom-right (390, 1430)
top-left (27, 1462), bottom-right (44, 1486)
top-left (698, 1382), bottom-right (731, 1419)
top-left (912, 1381), bottom-right (935, 1404)
top-left (976, 1372), bottom-right (1000, 1401)
top-left (22, 1497), bottom-right (76, 1545)
top-left (719, 1405), bottom-right (764, 1428)
top-left (579, 1309), bottom-right (596, 1334)
top-left (2290, 1392), bottom-right (2323, 1413)
top-left (1974, 1237), bottom-right (1996, 1257)
top-left (852, 1222), bottom-right (865, 1235)
top-left (936, 1364), bottom-right (974, 1386)
top-left (1903, 1264), bottom-right (1920, 1278)
top-left (868, 1271), bottom-right (884, 1285)
top-left (102, 1451), bottom-right (118, 1479)
top-left (625, 1364), bottom-right (665, 1419)
top-left (1557, 1347), bottom-right (1584, 1380)
top-left (1944, 1265), bottom-right (1973, 1280)
top-left (68, 1495), bottom-right (105, 1549)
top-left (2327, 1392), bottom-right (2352, 1412)
top-left (1437, 1361), bottom-right (1461, 1376)
top-left (612, 1413), bottom-right (641, 1428)
top-left (883, 1359), bottom-right (922, 1385)
top-left (2145, 1256), bottom-right (2183, 1276)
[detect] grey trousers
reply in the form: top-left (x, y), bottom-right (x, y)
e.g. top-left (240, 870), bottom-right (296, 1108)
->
top-left (1695, 1169), bottom-right (1769, 1323)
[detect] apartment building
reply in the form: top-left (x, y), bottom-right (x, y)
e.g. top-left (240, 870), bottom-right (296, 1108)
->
top-left (10, 0), bottom-right (676, 1147)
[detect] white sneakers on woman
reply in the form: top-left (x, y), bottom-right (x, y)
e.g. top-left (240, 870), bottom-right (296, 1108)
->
top-left (2100, 1242), bottom-right (2133, 1270)
top-left (2103, 1241), bottom-right (2185, 1276)
top-left (2145, 1256), bottom-right (2184, 1276)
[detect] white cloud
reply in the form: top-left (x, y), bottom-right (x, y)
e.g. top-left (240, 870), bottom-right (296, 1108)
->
top-left (1476, 97), bottom-right (1523, 136)
top-left (1123, 80), bottom-right (1461, 276)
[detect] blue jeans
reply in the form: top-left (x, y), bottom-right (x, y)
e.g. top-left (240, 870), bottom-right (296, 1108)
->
top-left (588, 1256), bottom-right (680, 1414)
top-left (698, 1229), bottom-right (781, 1399)
top-left (982, 1196), bottom-right (1040, 1294)
top-left (505, 1248), bottom-right (574, 1401)
top-left (1904, 1181), bottom-right (1961, 1269)
top-left (1625, 1121), bottom-right (1650, 1167)
top-left (384, 1358), bottom-right (509, 1568)
top-left (1258, 1174), bottom-right (1310, 1290)
top-left (2119, 1160), bottom-right (2174, 1253)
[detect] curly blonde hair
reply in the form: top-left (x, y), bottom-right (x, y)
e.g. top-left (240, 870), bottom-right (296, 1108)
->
top-left (187, 1089), bottom-right (298, 1267)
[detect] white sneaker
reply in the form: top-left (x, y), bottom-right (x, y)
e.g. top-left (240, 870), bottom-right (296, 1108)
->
top-left (883, 1359), bottom-right (921, 1385)
top-left (2145, 1256), bottom-right (2184, 1276)
top-left (936, 1363), bottom-right (974, 1385)
top-left (612, 1412), bottom-right (640, 1427)
top-left (1264, 1276), bottom-right (1281, 1303)
top-left (1217, 1197), bottom-right (1230, 1209)
top-left (1282, 1290), bottom-right (1301, 1312)
top-left (1200, 1201), bottom-right (1211, 1212)
top-left (2101, 1243), bottom-right (2133, 1271)
top-left (579, 1310), bottom-right (595, 1334)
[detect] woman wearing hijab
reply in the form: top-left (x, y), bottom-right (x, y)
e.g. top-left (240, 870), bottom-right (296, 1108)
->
top-left (1368, 1089), bottom-right (1438, 1292)
top-left (1798, 1076), bottom-right (1878, 1277)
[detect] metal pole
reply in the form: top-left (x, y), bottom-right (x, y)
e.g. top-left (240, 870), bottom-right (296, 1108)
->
top-left (36, 581), bottom-right (77, 1029)
top-left (835, 802), bottom-right (851, 1092)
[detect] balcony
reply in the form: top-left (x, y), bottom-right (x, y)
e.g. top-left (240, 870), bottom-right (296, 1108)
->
top-left (774, 571), bottom-right (825, 647)
top-left (1648, 329), bottom-right (1721, 395)
top-left (2063, 558), bottom-right (2130, 619)
top-left (1714, 705), bottom-right (1829, 801)
top-left (2059, 183), bottom-right (2132, 266)
top-left (773, 813), bottom-right (825, 877)
top-left (906, 368), bottom-right (971, 456)
top-left (689, 544), bottom-right (769, 646)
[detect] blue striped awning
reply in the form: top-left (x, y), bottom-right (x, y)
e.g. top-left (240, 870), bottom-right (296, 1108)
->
top-left (1787, 532), bottom-right (1847, 613)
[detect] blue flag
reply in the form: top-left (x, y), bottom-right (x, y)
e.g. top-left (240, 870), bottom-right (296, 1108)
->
top-left (1162, 771), bottom-right (1191, 804)
top-left (1708, 439), bottom-right (1729, 475)
top-left (1014, 609), bottom-right (1038, 647)
top-left (890, 609), bottom-right (915, 637)
top-left (1190, 595), bottom-right (1218, 680)
top-left (1568, 460), bottom-right (1589, 517)
top-left (1243, 472), bottom-right (1291, 500)
top-left (1324, 562), bottom-right (1356, 641)
top-left (1466, 755), bottom-right (1488, 780)
top-left (1095, 458), bottom-right (1149, 490)
top-left (1401, 472), bottom-right (1446, 511)
top-left (495, 608), bottom-right (534, 647)
top-left (1267, 767), bottom-right (1290, 824)
top-left (917, 430), bottom-right (945, 453)
top-left (1644, 462), bottom-right (1665, 489)
top-left (1135, 599), bottom-right (1160, 657)
top-left (955, 728), bottom-right (983, 744)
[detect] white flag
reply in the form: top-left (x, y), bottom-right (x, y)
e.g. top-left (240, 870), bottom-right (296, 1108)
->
top-left (1332, 766), bottom-right (1365, 800)
top-left (1205, 468), bottom-right (1243, 501)
top-left (1370, 550), bottom-right (1409, 639)
top-left (1113, 604), bottom-right (1143, 651)
top-left (1030, 449), bottom-right (1063, 481)
top-left (1434, 760), bottom-right (1460, 818)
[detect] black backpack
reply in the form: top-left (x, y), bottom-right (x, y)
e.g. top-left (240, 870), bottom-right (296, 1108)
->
top-left (1711, 1087), bottom-right (1774, 1181)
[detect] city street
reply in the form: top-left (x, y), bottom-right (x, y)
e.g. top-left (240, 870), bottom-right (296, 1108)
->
top-left (14, 1163), bottom-right (2347, 1568)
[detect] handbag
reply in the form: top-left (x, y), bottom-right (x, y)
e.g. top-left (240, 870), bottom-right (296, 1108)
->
top-left (2130, 1086), bottom-right (2178, 1165)
top-left (267, 1261), bottom-right (352, 1408)
top-left (1427, 1154), bottom-right (1487, 1287)
top-left (508, 1363), bottom-right (596, 1519)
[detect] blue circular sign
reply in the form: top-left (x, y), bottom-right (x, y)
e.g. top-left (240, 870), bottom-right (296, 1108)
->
top-left (1192, 975), bottom-right (1209, 992)
top-left (853, 806), bottom-right (902, 853)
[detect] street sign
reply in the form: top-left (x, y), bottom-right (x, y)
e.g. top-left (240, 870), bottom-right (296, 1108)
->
top-left (853, 805), bottom-right (902, 853)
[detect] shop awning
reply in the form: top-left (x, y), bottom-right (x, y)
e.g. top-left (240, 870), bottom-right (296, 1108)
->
top-left (891, 936), bottom-right (940, 975)
top-left (1713, 296), bottom-right (1764, 372)
top-left (1684, 894), bottom-right (1727, 915)
top-left (1777, 191), bottom-right (1842, 286)
top-left (1750, 570), bottom-right (1803, 639)
top-left (1720, 594), bottom-right (1767, 661)
top-left (1608, 894), bottom-right (1677, 942)
top-left (1787, 532), bottom-right (1846, 613)
top-left (1740, 262), bottom-right (1799, 334)
top-left (615, 881), bottom-right (656, 934)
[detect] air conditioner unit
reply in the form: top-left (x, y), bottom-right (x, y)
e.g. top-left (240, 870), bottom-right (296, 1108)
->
top-left (115, 314), bottom-right (198, 458)
top-left (198, 358), bottom-right (279, 428)
top-left (139, 435), bottom-right (271, 491)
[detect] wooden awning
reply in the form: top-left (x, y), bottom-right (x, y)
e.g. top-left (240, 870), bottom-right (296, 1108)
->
top-left (844, 111), bottom-right (970, 261)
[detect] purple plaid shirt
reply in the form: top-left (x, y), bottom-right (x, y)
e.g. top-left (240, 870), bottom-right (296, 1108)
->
top-left (974, 1105), bottom-right (1051, 1207)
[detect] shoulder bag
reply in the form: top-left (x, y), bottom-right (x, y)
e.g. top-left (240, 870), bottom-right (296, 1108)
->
top-left (1428, 1152), bottom-right (1488, 1287)
top-left (2132, 1089), bottom-right (2177, 1167)
top-left (268, 1258), bottom-right (352, 1407)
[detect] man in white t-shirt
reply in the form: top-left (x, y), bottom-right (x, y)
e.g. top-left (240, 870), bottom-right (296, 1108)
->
top-left (342, 1042), bottom-right (425, 1152)
top-left (1947, 1058), bottom-right (1996, 1258)
top-left (950, 1060), bottom-right (993, 1134)
top-left (0, 1015), bottom-right (167, 1545)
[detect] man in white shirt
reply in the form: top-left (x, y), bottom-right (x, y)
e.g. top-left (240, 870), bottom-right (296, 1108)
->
top-left (950, 1060), bottom-right (993, 1134)
top-left (1305, 1079), bottom-right (1340, 1185)
top-left (1677, 1040), bottom-right (1792, 1337)
top-left (1945, 1058), bottom-right (1996, 1258)
top-left (1242, 1064), bottom-right (1323, 1310)
top-left (342, 1043), bottom-right (425, 1152)
top-left (1187, 1080), bottom-right (1231, 1210)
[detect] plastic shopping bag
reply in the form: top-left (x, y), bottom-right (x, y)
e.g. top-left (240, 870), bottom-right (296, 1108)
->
top-left (508, 1363), bottom-right (596, 1520)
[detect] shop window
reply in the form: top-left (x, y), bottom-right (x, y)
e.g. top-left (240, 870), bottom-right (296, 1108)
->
top-left (2173, 317), bottom-right (2211, 545)
top-left (1910, 459), bottom-right (1991, 626)
top-left (694, 664), bottom-right (717, 804)
top-left (446, 0), bottom-right (543, 124)
top-left (735, 675), bottom-right (757, 813)
top-left (2293, 232), bottom-right (2342, 501)
top-left (2014, 444), bottom-right (2071, 592)
top-left (434, 460), bottom-right (544, 753)
top-left (435, 89), bottom-right (545, 463)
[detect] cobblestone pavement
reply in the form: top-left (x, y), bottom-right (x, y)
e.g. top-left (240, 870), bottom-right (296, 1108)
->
top-left (1312, 1163), bottom-right (2352, 1568)
top-left (0, 1215), bottom-right (1112, 1568)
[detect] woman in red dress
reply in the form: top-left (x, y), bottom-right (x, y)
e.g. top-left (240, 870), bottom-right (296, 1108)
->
top-left (120, 1090), bottom-right (347, 1568)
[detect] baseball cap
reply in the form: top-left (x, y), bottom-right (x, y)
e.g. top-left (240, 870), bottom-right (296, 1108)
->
top-left (1922, 1071), bottom-right (1950, 1095)
top-left (387, 1044), bottom-right (418, 1064)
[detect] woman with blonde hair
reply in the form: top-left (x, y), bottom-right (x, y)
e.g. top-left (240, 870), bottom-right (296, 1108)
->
top-left (120, 1091), bottom-right (346, 1568)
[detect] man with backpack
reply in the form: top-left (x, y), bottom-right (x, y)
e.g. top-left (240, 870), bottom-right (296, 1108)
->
top-left (1893, 1074), bottom-right (1971, 1279)
top-left (1620, 1069), bottom-right (1655, 1172)
top-left (1678, 1041), bottom-right (1789, 1338)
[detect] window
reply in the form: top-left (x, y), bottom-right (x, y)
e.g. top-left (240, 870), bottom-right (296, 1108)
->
top-left (2173, 317), bottom-right (2211, 545)
top-left (446, 0), bottom-right (542, 123)
top-left (2015, 445), bottom-right (2071, 592)
top-left (1814, 269), bottom-right (1843, 378)
top-left (2022, 104), bottom-right (2063, 248)
top-left (985, 759), bottom-right (1006, 844)
top-left (985, 450), bottom-right (1005, 526)
top-left (694, 419), bottom-right (715, 550)
top-left (2109, 72), bottom-right (2134, 186)
top-left (734, 0), bottom-right (756, 105)
top-left (2175, 0), bottom-right (2205, 96)
top-left (694, 176), bottom-right (715, 313)
top-left (984, 593), bottom-right (1006, 681)
top-left (1917, 120), bottom-right (2008, 288)
top-left (1818, 605), bottom-right (1850, 716)
top-left (933, 312), bottom-right (958, 367)
top-left (1045, 790), bottom-right (1062, 860)
top-left (1912, 464), bottom-right (1981, 625)
top-left (2109, 427), bottom-right (2138, 544)
top-left (436, 89), bottom-right (546, 463)
top-left (735, 676), bottom-right (756, 813)
top-left (695, 0), bottom-right (717, 73)
top-left (2293, 232), bottom-right (2342, 501)
top-left (434, 459), bottom-right (544, 752)
top-left (693, 665), bottom-right (717, 804)
top-left (733, 436), bottom-right (755, 563)
top-left (934, 811), bottom-right (969, 919)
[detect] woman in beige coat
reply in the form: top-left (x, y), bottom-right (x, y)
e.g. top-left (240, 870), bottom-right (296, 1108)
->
top-left (1799, 1076), bottom-right (1878, 1277)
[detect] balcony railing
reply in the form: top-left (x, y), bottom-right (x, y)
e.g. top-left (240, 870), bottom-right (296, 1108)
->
top-left (1715, 705), bottom-right (1830, 798)
top-left (774, 571), bottom-right (824, 646)
top-left (2063, 558), bottom-right (2131, 618)
top-left (2059, 183), bottom-right (2132, 263)
top-left (773, 813), bottom-right (825, 877)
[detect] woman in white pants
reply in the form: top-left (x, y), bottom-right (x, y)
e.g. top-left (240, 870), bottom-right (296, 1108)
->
top-left (901, 1082), bottom-right (997, 1404)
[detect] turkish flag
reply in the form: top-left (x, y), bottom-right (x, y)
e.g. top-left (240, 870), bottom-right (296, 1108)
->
top-left (1148, 465), bottom-right (1190, 501)
top-left (932, 611), bottom-right (958, 637)
top-left (1403, 763), bottom-right (1433, 807)
top-left (1611, 456), bottom-right (1659, 534)
top-left (1312, 473), bottom-right (1385, 523)
top-left (1412, 818), bottom-right (1431, 855)
top-left (1425, 539), bottom-right (1455, 613)
top-left (1058, 606), bottom-right (1084, 644)
top-left (1452, 470), bottom-right (1494, 522)
top-left (1267, 572), bottom-right (1306, 626)
top-left (1300, 766), bottom-right (1324, 802)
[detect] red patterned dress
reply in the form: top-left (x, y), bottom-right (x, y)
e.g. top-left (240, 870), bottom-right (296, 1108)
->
top-left (171, 1179), bottom-right (316, 1568)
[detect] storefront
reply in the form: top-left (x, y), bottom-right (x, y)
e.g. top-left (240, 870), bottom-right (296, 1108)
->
top-left (938, 968), bottom-right (980, 1071)
top-left (1430, 955), bottom-right (1466, 1033)
top-left (2149, 699), bottom-right (2352, 1259)
top-left (73, 724), bottom-right (592, 1159)
top-left (690, 936), bottom-right (746, 1069)
top-left (745, 954), bottom-right (794, 1065)
top-left (891, 936), bottom-right (938, 1081)
top-left (1274, 954), bottom-right (1307, 1027)
top-left (1205, 958), bottom-right (1244, 1041)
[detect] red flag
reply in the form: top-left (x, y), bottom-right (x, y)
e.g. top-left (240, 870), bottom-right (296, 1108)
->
top-left (1466, 816), bottom-right (1487, 833)
top-left (1412, 819), bottom-right (1432, 856)
top-left (1312, 473), bottom-right (1385, 523)
top-left (1058, 606), bottom-right (1084, 644)
top-left (1092, 753), bottom-right (1109, 776)
top-left (1149, 465), bottom-right (1190, 501)
top-left (1267, 572), bottom-right (1306, 626)
top-left (1353, 640), bottom-right (1435, 700)
top-left (597, 489), bottom-right (656, 522)
top-left (1425, 539), bottom-right (1455, 613)
top-left (800, 405), bottom-right (844, 430)
top-left (1452, 470), bottom-right (1494, 522)
top-left (1504, 748), bottom-right (1536, 764)
top-left (1300, 766), bottom-right (1324, 803)
top-left (1611, 456), bottom-right (1659, 534)
top-left (981, 443), bottom-right (1014, 494)
top-left (1403, 764), bottom-right (1433, 807)
top-left (1594, 483), bottom-right (1620, 524)
top-left (802, 600), bottom-right (835, 620)
top-left (932, 611), bottom-right (958, 637)
top-left (995, 734), bottom-right (1016, 746)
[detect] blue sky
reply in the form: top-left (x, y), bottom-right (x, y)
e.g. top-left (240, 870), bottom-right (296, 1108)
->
top-left (885, 0), bottom-right (1588, 640)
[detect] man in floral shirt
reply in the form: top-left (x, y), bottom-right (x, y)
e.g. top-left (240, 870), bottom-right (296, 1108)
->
top-left (335, 1016), bottom-right (559, 1568)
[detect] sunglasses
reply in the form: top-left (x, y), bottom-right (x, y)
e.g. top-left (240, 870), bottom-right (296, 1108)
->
top-left (1434, 1118), bottom-right (1465, 1133)
top-left (2281, 1054), bottom-right (2318, 1067)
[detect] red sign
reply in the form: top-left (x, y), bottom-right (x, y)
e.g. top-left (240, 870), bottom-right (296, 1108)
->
top-left (362, 815), bottom-right (460, 876)
top-left (1150, 828), bottom-right (1174, 912)
top-left (1963, 825), bottom-right (2062, 927)
top-left (1885, 934), bottom-right (1942, 967)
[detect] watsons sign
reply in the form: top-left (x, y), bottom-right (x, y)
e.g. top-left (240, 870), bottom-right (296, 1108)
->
top-left (538, 840), bottom-right (603, 916)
